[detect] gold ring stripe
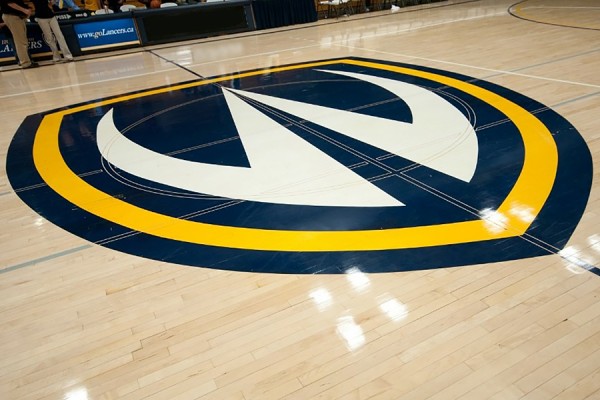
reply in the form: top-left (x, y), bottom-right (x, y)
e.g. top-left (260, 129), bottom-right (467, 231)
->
top-left (32, 59), bottom-right (558, 251)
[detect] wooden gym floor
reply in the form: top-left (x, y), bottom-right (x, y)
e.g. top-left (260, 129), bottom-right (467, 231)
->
top-left (1, 0), bottom-right (599, 398)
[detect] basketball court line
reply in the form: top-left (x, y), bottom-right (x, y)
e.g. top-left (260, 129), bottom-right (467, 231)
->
top-left (0, 67), bottom-right (185, 100)
top-left (0, 245), bottom-right (93, 275)
top-left (1, 0), bottom-right (597, 100)
top-left (5, 80), bottom-right (598, 275)
top-left (344, 44), bottom-right (600, 89)
top-left (3, 23), bottom-right (598, 103)
top-left (552, 90), bottom-right (600, 108)
top-left (3, 3), bottom-right (598, 275)
top-left (520, 6), bottom-right (600, 9)
top-left (509, 0), bottom-right (600, 31)
top-left (147, 50), bottom-right (205, 79)
top-left (4, 61), bottom-right (598, 273)
top-left (509, 47), bottom-right (600, 72)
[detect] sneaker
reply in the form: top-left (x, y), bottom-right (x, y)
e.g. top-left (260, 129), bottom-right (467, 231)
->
top-left (53, 58), bottom-right (66, 64)
top-left (66, 58), bottom-right (74, 62)
top-left (21, 62), bottom-right (39, 69)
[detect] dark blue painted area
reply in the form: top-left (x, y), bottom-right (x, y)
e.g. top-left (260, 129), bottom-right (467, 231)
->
top-left (5, 57), bottom-right (594, 274)
top-left (7, 120), bottom-right (133, 243)
top-left (237, 70), bottom-right (413, 123)
top-left (524, 108), bottom-right (593, 250)
top-left (18, 184), bottom-right (133, 243)
top-left (186, 174), bottom-right (475, 230)
top-left (405, 115), bottom-right (524, 213)
top-left (101, 228), bottom-right (554, 274)
top-left (6, 115), bottom-right (45, 189)
top-left (5, 120), bottom-right (117, 268)
top-left (65, 87), bottom-right (481, 231)
top-left (114, 89), bottom-right (252, 167)
top-left (445, 71), bottom-right (594, 251)
top-left (84, 167), bottom-right (477, 231)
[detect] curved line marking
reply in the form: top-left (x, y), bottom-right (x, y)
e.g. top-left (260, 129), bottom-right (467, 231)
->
top-left (96, 91), bottom-right (403, 207)
top-left (33, 59), bottom-right (558, 251)
top-left (230, 68), bottom-right (478, 182)
top-left (509, 0), bottom-right (600, 31)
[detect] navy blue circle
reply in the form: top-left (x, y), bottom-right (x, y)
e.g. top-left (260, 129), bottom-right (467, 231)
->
top-left (6, 58), bottom-right (593, 273)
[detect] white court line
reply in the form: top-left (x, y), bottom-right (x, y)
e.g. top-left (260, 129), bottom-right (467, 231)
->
top-left (3, 7), bottom-right (599, 101)
top-left (192, 11), bottom-right (510, 67)
top-left (190, 9), bottom-right (600, 90)
top-left (343, 44), bottom-right (600, 90)
top-left (0, 68), bottom-right (183, 100)
top-left (1, 8), bottom-right (505, 99)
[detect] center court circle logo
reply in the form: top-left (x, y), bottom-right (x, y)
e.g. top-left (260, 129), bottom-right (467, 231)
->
top-left (7, 58), bottom-right (593, 274)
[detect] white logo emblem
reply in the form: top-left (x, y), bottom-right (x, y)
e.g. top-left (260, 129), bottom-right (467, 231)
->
top-left (96, 70), bottom-right (478, 207)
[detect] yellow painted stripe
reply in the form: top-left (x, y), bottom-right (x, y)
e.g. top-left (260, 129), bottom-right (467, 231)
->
top-left (33, 59), bottom-right (558, 251)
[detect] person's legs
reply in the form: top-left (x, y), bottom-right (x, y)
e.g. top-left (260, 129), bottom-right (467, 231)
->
top-left (2, 14), bottom-right (32, 67)
top-left (48, 17), bottom-right (73, 60)
top-left (37, 18), bottom-right (61, 61)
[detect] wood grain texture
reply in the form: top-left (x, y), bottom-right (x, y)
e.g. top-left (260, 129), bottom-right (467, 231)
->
top-left (1, 0), bottom-right (599, 398)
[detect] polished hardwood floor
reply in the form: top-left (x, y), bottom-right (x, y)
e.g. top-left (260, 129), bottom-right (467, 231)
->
top-left (1, 0), bottom-right (599, 399)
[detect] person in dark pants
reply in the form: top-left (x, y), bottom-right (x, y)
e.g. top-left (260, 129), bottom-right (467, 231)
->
top-left (103, 0), bottom-right (122, 12)
top-left (32, 0), bottom-right (74, 62)
top-left (0, 0), bottom-right (37, 68)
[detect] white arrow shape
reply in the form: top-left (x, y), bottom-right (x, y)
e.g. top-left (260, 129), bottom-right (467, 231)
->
top-left (96, 91), bottom-right (403, 207)
top-left (96, 69), bottom-right (478, 207)
top-left (230, 69), bottom-right (478, 182)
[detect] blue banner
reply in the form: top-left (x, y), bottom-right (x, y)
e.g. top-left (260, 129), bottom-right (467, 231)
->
top-left (74, 18), bottom-right (139, 51)
top-left (0, 32), bottom-right (14, 62)
top-left (0, 29), bottom-right (53, 65)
